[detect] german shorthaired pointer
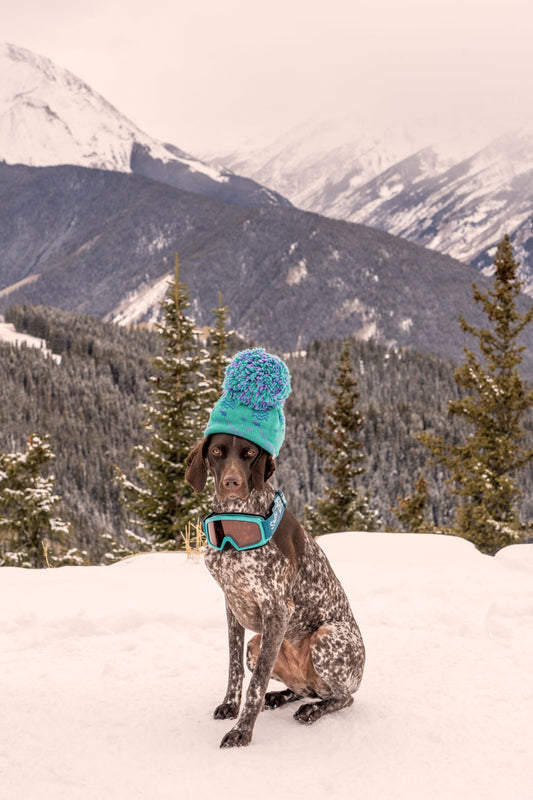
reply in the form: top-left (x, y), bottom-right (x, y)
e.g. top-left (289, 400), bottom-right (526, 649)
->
top-left (186, 432), bottom-right (365, 748)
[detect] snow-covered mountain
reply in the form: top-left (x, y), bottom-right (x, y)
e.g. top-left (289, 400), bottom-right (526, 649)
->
top-left (331, 131), bottom-right (533, 283)
top-left (3, 160), bottom-right (515, 365)
top-left (206, 116), bottom-right (432, 213)
top-left (211, 118), bottom-right (533, 290)
top-left (0, 42), bottom-right (288, 208)
top-left (3, 43), bottom-right (532, 362)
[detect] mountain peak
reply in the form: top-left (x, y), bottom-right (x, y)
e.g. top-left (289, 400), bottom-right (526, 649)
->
top-left (0, 40), bottom-right (144, 170)
top-left (0, 43), bottom-right (289, 208)
top-left (2, 41), bottom-right (72, 80)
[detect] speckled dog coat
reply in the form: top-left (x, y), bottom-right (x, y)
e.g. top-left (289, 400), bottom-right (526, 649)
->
top-left (186, 437), bottom-right (365, 749)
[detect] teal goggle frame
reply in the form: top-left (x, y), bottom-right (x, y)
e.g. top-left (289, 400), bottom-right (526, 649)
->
top-left (202, 490), bottom-right (287, 551)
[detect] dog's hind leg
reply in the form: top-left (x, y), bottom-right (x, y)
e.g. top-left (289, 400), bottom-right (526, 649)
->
top-left (294, 694), bottom-right (354, 724)
top-left (293, 621), bottom-right (365, 725)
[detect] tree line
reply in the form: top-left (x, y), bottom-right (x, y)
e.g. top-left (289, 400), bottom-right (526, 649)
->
top-left (1, 237), bottom-right (532, 564)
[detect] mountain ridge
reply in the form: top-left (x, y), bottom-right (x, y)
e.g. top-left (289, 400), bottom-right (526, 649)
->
top-left (2, 44), bottom-right (533, 371)
top-left (211, 119), bottom-right (533, 289)
top-left (0, 42), bottom-right (289, 209)
top-left (2, 161), bottom-right (533, 374)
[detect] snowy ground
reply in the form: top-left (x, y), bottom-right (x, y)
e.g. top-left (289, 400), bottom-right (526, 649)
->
top-left (1, 531), bottom-right (532, 800)
top-left (0, 320), bottom-right (60, 362)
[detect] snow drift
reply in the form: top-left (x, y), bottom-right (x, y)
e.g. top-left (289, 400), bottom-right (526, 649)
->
top-left (0, 531), bottom-right (531, 799)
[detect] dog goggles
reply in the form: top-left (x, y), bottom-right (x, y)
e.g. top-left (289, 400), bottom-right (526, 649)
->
top-left (202, 490), bottom-right (287, 551)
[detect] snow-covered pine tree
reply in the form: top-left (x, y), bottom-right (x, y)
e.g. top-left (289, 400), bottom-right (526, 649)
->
top-left (418, 234), bottom-right (533, 555)
top-left (0, 434), bottom-right (74, 567)
top-left (121, 255), bottom-right (209, 546)
top-left (305, 340), bottom-right (377, 535)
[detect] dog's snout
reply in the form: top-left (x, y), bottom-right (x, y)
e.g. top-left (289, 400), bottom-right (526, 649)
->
top-left (222, 472), bottom-right (243, 491)
top-left (218, 458), bottom-right (249, 498)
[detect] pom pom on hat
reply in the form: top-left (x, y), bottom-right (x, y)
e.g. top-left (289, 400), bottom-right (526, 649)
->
top-left (223, 348), bottom-right (291, 411)
top-left (204, 348), bottom-right (291, 456)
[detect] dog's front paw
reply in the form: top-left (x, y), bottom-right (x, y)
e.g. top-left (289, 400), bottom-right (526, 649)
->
top-left (214, 701), bottom-right (240, 720)
top-left (220, 726), bottom-right (253, 748)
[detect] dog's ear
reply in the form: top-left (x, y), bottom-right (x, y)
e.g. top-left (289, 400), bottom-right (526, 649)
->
top-left (185, 438), bottom-right (209, 493)
top-left (251, 451), bottom-right (276, 492)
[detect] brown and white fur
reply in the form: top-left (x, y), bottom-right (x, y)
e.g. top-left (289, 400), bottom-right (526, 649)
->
top-left (186, 432), bottom-right (365, 748)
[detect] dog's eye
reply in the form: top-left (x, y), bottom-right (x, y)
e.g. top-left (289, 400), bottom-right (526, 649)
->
top-left (246, 448), bottom-right (257, 457)
top-left (211, 447), bottom-right (222, 456)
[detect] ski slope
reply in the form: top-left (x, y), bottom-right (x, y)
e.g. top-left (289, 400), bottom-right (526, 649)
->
top-left (1, 531), bottom-right (531, 799)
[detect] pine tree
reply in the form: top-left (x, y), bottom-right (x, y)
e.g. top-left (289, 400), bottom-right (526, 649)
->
top-left (391, 474), bottom-right (435, 533)
top-left (199, 292), bottom-right (231, 429)
top-left (305, 340), bottom-right (377, 534)
top-left (121, 255), bottom-right (209, 546)
top-left (0, 434), bottom-right (72, 567)
top-left (419, 234), bottom-right (533, 554)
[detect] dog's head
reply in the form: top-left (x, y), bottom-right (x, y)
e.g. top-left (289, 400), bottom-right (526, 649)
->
top-left (185, 433), bottom-right (276, 500)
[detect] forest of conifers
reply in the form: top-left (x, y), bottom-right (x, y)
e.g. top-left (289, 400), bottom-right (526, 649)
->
top-left (2, 303), bottom-right (533, 563)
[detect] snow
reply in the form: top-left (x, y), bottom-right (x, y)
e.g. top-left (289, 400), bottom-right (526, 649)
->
top-left (286, 259), bottom-right (308, 286)
top-left (356, 321), bottom-right (378, 342)
top-left (0, 43), bottom-right (228, 185)
top-left (0, 319), bottom-right (61, 362)
top-left (1, 531), bottom-right (531, 799)
top-left (208, 115), bottom-right (425, 214)
top-left (178, 154), bottom-right (230, 183)
top-left (378, 175), bottom-right (405, 199)
top-left (108, 272), bottom-right (173, 327)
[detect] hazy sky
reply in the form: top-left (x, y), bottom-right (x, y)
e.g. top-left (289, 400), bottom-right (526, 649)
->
top-left (3, 0), bottom-right (533, 152)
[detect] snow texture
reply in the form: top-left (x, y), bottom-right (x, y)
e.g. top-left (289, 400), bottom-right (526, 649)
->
top-left (1, 531), bottom-right (531, 799)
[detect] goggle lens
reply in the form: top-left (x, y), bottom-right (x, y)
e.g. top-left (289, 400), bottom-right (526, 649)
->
top-left (206, 518), bottom-right (263, 549)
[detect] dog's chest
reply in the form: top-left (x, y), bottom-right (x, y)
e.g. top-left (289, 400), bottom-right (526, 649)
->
top-left (204, 545), bottom-right (291, 633)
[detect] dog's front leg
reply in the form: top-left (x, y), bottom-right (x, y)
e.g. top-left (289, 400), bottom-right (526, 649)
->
top-left (214, 602), bottom-right (245, 720)
top-left (220, 604), bottom-right (288, 748)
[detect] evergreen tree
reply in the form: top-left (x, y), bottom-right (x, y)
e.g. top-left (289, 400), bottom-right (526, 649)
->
top-left (391, 474), bottom-right (435, 533)
top-left (0, 434), bottom-right (73, 567)
top-left (305, 340), bottom-right (377, 534)
top-left (419, 235), bottom-right (533, 554)
top-left (6, 301), bottom-right (533, 560)
top-left (199, 292), bottom-right (231, 429)
top-left (120, 255), bottom-right (209, 546)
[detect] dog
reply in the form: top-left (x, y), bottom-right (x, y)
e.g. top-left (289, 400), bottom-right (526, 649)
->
top-left (186, 432), bottom-right (365, 748)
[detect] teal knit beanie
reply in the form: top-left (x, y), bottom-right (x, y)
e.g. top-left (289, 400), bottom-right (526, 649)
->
top-left (204, 348), bottom-right (291, 456)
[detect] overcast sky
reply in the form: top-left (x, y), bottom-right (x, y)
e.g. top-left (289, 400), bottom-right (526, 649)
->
top-left (3, 0), bottom-right (533, 152)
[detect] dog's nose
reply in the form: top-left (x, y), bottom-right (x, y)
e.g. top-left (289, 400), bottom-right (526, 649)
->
top-left (222, 473), bottom-right (243, 491)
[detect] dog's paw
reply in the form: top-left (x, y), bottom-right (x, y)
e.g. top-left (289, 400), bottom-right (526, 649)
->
top-left (264, 689), bottom-right (302, 710)
top-left (294, 702), bottom-right (322, 725)
top-left (264, 691), bottom-right (286, 710)
top-left (214, 702), bottom-right (240, 720)
top-left (220, 726), bottom-right (253, 748)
